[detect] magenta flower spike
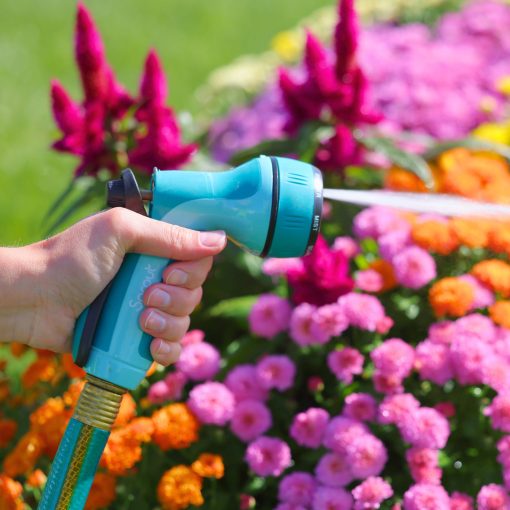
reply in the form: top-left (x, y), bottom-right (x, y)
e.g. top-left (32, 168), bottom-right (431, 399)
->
top-left (50, 80), bottom-right (83, 134)
top-left (303, 32), bottom-right (336, 98)
top-left (75, 3), bottom-right (109, 102)
top-left (334, 0), bottom-right (359, 80)
top-left (140, 50), bottom-right (168, 107)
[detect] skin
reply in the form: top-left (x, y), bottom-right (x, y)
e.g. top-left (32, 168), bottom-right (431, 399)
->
top-left (0, 208), bottom-right (227, 365)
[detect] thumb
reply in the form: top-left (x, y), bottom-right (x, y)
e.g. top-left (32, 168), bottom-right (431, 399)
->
top-left (111, 208), bottom-right (227, 260)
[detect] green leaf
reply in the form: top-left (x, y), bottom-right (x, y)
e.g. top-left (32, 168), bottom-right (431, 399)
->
top-left (228, 138), bottom-right (295, 166)
top-left (41, 178), bottom-right (77, 226)
top-left (423, 137), bottom-right (510, 161)
top-left (206, 295), bottom-right (258, 320)
top-left (355, 131), bottom-right (433, 188)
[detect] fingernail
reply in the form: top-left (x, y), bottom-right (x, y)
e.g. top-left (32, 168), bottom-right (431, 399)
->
top-left (145, 311), bottom-right (166, 332)
top-left (166, 269), bottom-right (188, 286)
top-left (200, 230), bottom-right (226, 248)
top-left (155, 340), bottom-right (171, 355)
top-left (147, 288), bottom-right (171, 307)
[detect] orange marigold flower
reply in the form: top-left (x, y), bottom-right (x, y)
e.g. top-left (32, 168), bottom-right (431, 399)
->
top-left (152, 403), bottom-right (200, 451)
top-left (0, 474), bottom-right (23, 510)
top-left (0, 418), bottom-right (17, 448)
top-left (125, 417), bottom-right (154, 443)
top-left (21, 357), bottom-right (58, 389)
top-left (437, 148), bottom-right (472, 174)
top-left (113, 393), bottom-right (137, 428)
top-left (412, 220), bottom-right (459, 255)
top-left (385, 166), bottom-right (428, 193)
top-left (9, 343), bottom-right (27, 358)
top-left (84, 472), bottom-right (117, 510)
top-left (3, 432), bottom-right (44, 477)
top-left (450, 218), bottom-right (490, 249)
top-left (26, 469), bottom-right (47, 489)
top-left (0, 381), bottom-right (9, 402)
top-left (191, 453), bottom-right (224, 479)
top-left (61, 353), bottom-right (86, 379)
top-left (489, 301), bottom-right (510, 329)
top-left (369, 259), bottom-right (397, 292)
top-left (471, 259), bottom-right (510, 297)
top-left (100, 428), bottom-right (142, 475)
top-left (62, 380), bottom-right (86, 408)
top-left (488, 223), bottom-right (510, 256)
top-left (157, 465), bottom-right (204, 510)
top-left (30, 397), bottom-right (71, 458)
top-left (429, 277), bottom-right (475, 317)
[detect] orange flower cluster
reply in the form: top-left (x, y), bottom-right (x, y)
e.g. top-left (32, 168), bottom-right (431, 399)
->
top-left (369, 259), bottom-right (397, 292)
top-left (471, 259), bottom-right (510, 297)
top-left (21, 356), bottom-right (59, 389)
top-left (412, 220), bottom-right (459, 256)
top-left (3, 432), bottom-right (44, 478)
top-left (152, 403), bottom-right (200, 451)
top-left (191, 453), bottom-right (225, 479)
top-left (489, 301), bottom-right (510, 329)
top-left (0, 418), bottom-right (17, 448)
top-left (0, 474), bottom-right (24, 510)
top-left (26, 469), bottom-right (47, 489)
top-left (84, 473), bottom-right (117, 510)
top-left (157, 465), bottom-right (204, 510)
top-left (429, 277), bottom-right (475, 317)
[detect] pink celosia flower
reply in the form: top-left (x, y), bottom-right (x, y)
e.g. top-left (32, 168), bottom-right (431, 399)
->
top-left (162, 371), bottom-right (187, 400)
top-left (356, 270), bottom-right (383, 292)
top-left (290, 303), bottom-right (329, 346)
top-left (323, 416), bottom-right (369, 453)
top-left (333, 236), bottom-right (360, 258)
top-left (328, 347), bottom-right (364, 384)
top-left (455, 313), bottom-right (496, 343)
top-left (315, 452), bottom-right (354, 487)
top-left (403, 484), bottom-right (450, 510)
top-left (450, 491), bottom-right (474, 510)
top-left (484, 394), bottom-right (510, 433)
top-left (352, 476), bottom-right (394, 510)
top-left (248, 294), bottom-right (292, 339)
top-left (477, 484), bottom-right (510, 510)
top-left (450, 336), bottom-right (490, 385)
top-left (287, 236), bottom-right (354, 306)
top-left (338, 292), bottom-right (386, 331)
top-left (399, 407), bottom-right (450, 449)
top-left (415, 340), bottom-right (453, 385)
top-left (245, 436), bottom-right (292, 477)
top-left (312, 486), bottom-right (353, 510)
top-left (181, 329), bottom-right (204, 347)
top-left (392, 246), bottom-right (437, 289)
top-left (278, 472), bottom-right (316, 506)
top-left (343, 393), bottom-right (377, 422)
top-left (428, 321), bottom-right (456, 345)
top-left (458, 275), bottom-right (495, 310)
top-left (378, 228), bottom-right (412, 261)
top-left (345, 434), bottom-right (388, 479)
top-left (371, 339), bottom-right (415, 378)
top-left (256, 355), bottom-right (296, 391)
top-left (187, 382), bottom-right (235, 426)
top-left (262, 258), bottom-right (304, 277)
top-left (230, 400), bottom-right (272, 442)
top-left (406, 447), bottom-right (441, 485)
top-left (312, 304), bottom-right (349, 338)
top-left (176, 342), bottom-right (220, 381)
top-left (224, 365), bottom-right (268, 402)
top-left (378, 393), bottom-right (420, 425)
top-left (290, 407), bottom-right (330, 448)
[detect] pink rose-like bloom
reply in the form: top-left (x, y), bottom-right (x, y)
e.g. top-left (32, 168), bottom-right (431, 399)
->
top-left (290, 303), bottom-right (329, 346)
top-left (355, 269), bottom-right (383, 292)
top-left (497, 436), bottom-right (510, 467)
top-left (428, 321), bottom-right (456, 345)
top-left (278, 472), bottom-right (316, 506)
top-left (147, 380), bottom-right (173, 404)
top-left (378, 228), bottom-right (411, 261)
top-left (256, 355), bottom-right (296, 391)
top-left (345, 434), bottom-right (388, 479)
top-left (315, 452), bottom-right (354, 487)
top-left (240, 494), bottom-right (255, 510)
top-left (485, 394), bottom-right (510, 433)
top-left (181, 329), bottom-right (205, 347)
top-left (187, 382), bottom-right (235, 426)
top-left (312, 304), bottom-right (349, 338)
top-left (392, 246), bottom-right (437, 289)
top-left (338, 292), bottom-right (386, 332)
top-left (224, 364), bottom-right (268, 402)
top-left (245, 436), bottom-right (292, 477)
top-left (262, 257), bottom-right (303, 277)
top-left (276, 504), bottom-right (306, 510)
top-left (290, 407), bottom-right (330, 448)
top-left (450, 336), bottom-right (490, 385)
top-left (403, 484), bottom-right (450, 510)
top-left (371, 338), bottom-right (415, 378)
top-left (373, 372), bottom-right (404, 395)
top-left (308, 376), bottom-right (325, 393)
top-left (248, 294), bottom-right (292, 339)
top-left (406, 447), bottom-right (441, 485)
top-left (162, 371), bottom-right (187, 400)
top-left (450, 492), bottom-right (474, 510)
top-left (415, 340), bottom-right (453, 385)
top-left (176, 342), bottom-right (220, 381)
top-left (399, 407), bottom-right (450, 449)
top-left (323, 416), bottom-right (369, 453)
top-left (333, 236), bottom-right (360, 258)
top-left (353, 207), bottom-right (407, 240)
top-left (343, 393), bottom-right (377, 422)
top-left (455, 313), bottom-right (496, 343)
top-left (328, 347), bottom-right (364, 384)
top-left (352, 476), bottom-right (393, 510)
top-left (434, 402), bottom-right (455, 419)
top-left (477, 484), bottom-right (510, 510)
top-left (458, 275), bottom-right (495, 309)
top-left (312, 486), bottom-right (353, 510)
top-left (378, 393), bottom-right (420, 425)
top-left (230, 400), bottom-right (272, 442)
top-left (482, 355), bottom-right (510, 393)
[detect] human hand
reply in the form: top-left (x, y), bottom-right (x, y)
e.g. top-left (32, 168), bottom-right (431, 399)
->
top-left (0, 208), bottom-right (226, 365)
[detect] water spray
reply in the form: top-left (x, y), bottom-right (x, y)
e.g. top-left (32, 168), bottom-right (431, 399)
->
top-left (38, 156), bottom-right (323, 509)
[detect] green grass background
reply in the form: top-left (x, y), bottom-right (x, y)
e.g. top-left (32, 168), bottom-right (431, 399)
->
top-left (0, 0), bottom-right (333, 246)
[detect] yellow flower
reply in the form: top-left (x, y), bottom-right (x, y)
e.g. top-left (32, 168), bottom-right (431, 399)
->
top-left (472, 122), bottom-right (510, 146)
top-left (497, 76), bottom-right (510, 96)
top-left (271, 30), bottom-right (302, 62)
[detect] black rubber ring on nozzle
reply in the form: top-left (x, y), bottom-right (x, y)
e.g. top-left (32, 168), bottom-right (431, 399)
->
top-left (260, 157), bottom-right (280, 258)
